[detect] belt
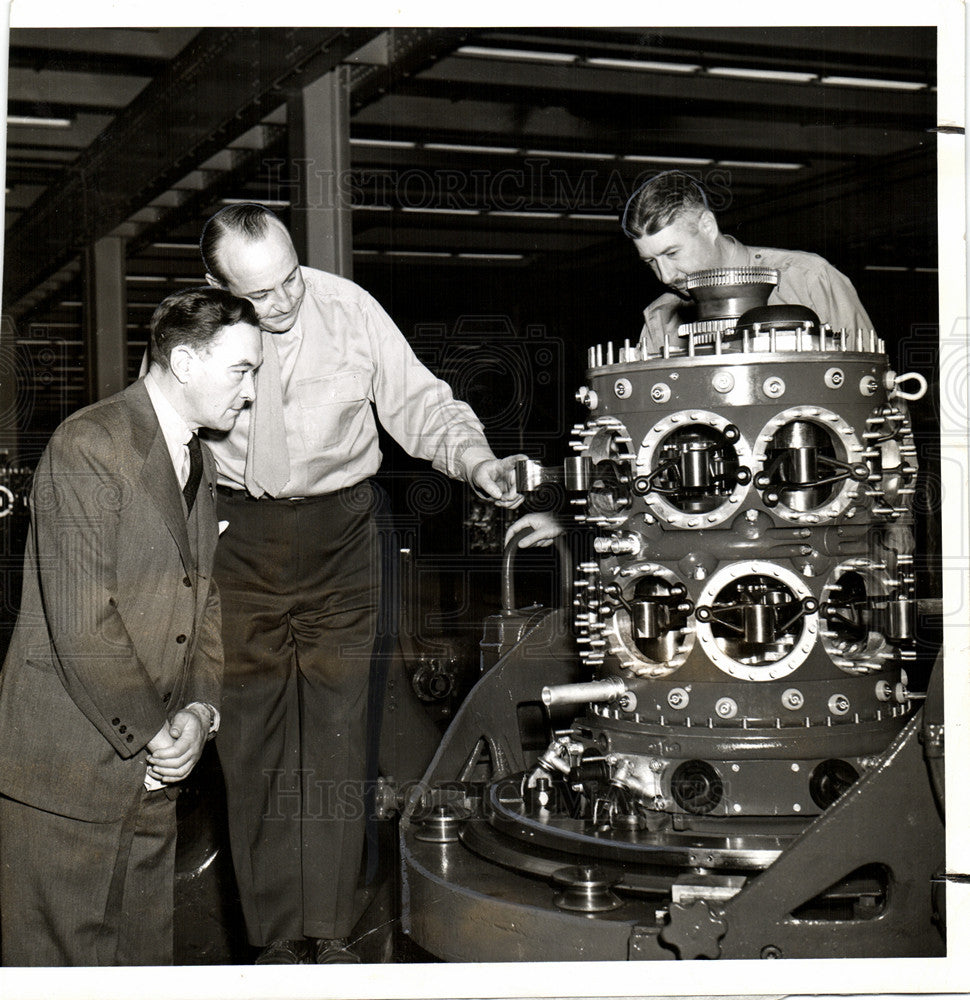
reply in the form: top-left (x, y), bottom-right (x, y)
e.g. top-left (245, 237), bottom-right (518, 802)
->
top-left (216, 483), bottom-right (368, 504)
top-left (216, 485), bottom-right (307, 502)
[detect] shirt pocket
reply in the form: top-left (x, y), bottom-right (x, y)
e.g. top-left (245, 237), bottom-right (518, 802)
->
top-left (296, 370), bottom-right (368, 406)
top-left (296, 371), bottom-right (370, 448)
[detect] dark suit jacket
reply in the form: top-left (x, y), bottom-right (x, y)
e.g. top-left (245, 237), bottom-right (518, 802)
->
top-left (0, 379), bottom-right (222, 822)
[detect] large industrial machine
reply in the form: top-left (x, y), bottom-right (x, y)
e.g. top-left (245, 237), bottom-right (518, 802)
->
top-left (400, 267), bottom-right (945, 961)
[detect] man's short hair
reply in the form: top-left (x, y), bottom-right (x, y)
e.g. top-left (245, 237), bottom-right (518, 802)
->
top-left (200, 202), bottom-right (282, 284)
top-left (149, 287), bottom-right (259, 370)
top-left (621, 170), bottom-right (711, 239)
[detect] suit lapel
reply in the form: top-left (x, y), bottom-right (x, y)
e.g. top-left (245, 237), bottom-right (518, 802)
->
top-left (125, 380), bottom-right (193, 573)
top-left (195, 444), bottom-right (218, 574)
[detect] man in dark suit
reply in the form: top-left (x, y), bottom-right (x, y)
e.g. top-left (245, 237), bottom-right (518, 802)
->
top-left (0, 287), bottom-right (262, 966)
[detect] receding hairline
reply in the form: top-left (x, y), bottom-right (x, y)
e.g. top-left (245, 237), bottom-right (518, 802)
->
top-left (207, 216), bottom-right (296, 284)
top-left (202, 205), bottom-right (293, 283)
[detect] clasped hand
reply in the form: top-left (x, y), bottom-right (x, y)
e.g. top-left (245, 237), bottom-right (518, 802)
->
top-left (146, 708), bottom-right (207, 783)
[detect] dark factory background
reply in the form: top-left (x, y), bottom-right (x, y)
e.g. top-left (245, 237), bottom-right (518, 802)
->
top-left (1, 25), bottom-right (940, 649)
top-left (0, 25), bottom-right (945, 964)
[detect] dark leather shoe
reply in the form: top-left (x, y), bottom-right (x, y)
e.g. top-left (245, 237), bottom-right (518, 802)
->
top-left (255, 938), bottom-right (309, 964)
top-left (314, 937), bottom-right (361, 964)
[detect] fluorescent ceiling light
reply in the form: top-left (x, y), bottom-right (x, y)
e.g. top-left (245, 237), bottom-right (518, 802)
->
top-left (350, 138), bottom-right (418, 148)
top-left (491, 210), bottom-right (563, 219)
top-left (424, 142), bottom-right (519, 155)
top-left (151, 242), bottom-right (198, 250)
top-left (717, 159), bottom-right (803, 170)
top-left (401, 207), bottom-right (482, 216)
top-left (587, 57), bottom-right (700, 73)
top-left (820, 76), bottom-right (927, 91)
top-left (219, 198), bottom-right (290, 207)
top-left (524, 149), bottom-right (617, 160)
top-left (125, 275), bottom-right (167, 282)
top-left (623, 154), bottom-right (714, 165)
top-left (707, 66), bottom-right (817, 83)
top-left (7, 115), bottom-right (72, 128)
top-left (458, 253), bottom-right (525, 260)
top-left (353, 204), bottom-right (394, 212)
top-left (914, 267), bottom-right (939, 273)
top-left (864, 265), bottom-right (909, 272)
top-left (386, 250), bottom-right (453, 258)
top-left (568, 213), bottom-right (616, 221)
top-left (457, 46), bottom-right (578, 64)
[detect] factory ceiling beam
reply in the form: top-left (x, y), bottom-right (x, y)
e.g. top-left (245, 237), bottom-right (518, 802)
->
top-left (478, 26), bottom-right (935, 79)
top-left (8, 44), bottom-right (170, 77)
top-left (125, 132), bottom-right (288, 260)
top-left (2, 27), bottom-right (382, 314)
top-left (347, 27), bottom-right (473, 113)
top-left (352, 101), bottom-right (919, 161)
top-left (409, 59), bottom-right (934, 132)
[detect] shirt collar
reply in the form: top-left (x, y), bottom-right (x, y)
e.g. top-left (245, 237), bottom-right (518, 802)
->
top-left (721, 234), bottom-right (750, 268)
top-left (144, 371), bottom-right (194, 476)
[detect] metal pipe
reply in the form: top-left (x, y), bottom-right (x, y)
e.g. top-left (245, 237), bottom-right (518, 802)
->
top-left (542, 677), bottom-right (628, 708)
top-left (502, 528), bottom-right (573, 613)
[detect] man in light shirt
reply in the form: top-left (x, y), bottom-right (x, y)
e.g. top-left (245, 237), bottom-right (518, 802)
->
top-left (510, 170), bottom-right (875, 550)
top-left (624, 170), bottom-right (872, 355)
top-left (0, 287), bottom-right (261, 965)
top-left (200, 202), bottom-right (524, 964)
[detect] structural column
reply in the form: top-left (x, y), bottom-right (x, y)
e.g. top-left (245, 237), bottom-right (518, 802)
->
top-left (287, 65), bottom-right (353, 279)
top-left (83, 236), bottom-right (128, 403)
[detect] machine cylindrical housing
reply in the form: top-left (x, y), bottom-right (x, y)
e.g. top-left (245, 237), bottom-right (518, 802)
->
top-left (542, 677), bottom-right (627, 708)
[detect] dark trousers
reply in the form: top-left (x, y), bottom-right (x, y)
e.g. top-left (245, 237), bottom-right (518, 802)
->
top-left (0, 788), bottom-right (177, 966)
top-left (214, 484), bottom-right (379, 945)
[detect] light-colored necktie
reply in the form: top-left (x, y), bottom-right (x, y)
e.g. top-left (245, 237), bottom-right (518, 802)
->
top-left (244, 330), bottom-right (290, 497)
